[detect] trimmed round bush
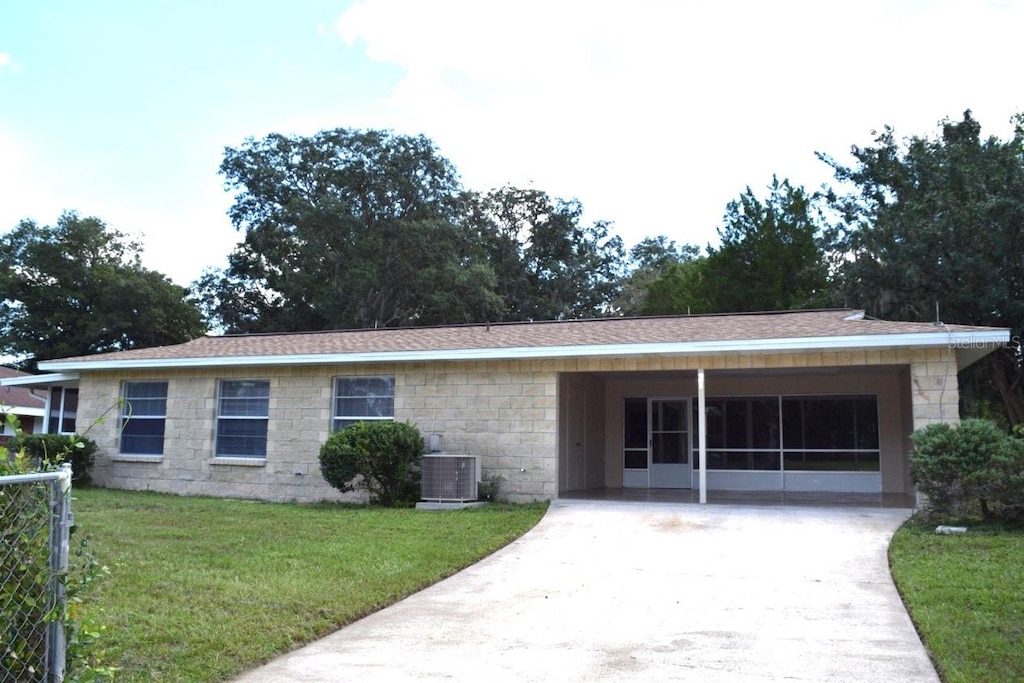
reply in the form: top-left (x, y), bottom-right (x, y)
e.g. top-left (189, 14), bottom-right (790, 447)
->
top-left (910, 418), bottom-right (1022, 519)
top-left (319, 421), bottom-right (425, 507)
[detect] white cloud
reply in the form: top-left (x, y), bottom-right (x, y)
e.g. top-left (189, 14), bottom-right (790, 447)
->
top-left (334, 0), bottom-right (1024, 247)
top-left (0, 52), bottom-right (22, 74)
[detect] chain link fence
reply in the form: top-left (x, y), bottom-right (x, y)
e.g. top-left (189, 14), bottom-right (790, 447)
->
top-left (1, 464), bottom-right (73, 683)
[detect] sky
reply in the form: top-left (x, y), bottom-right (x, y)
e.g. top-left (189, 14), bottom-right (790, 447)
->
top-left (1, 0), bottom-right (1022, 287)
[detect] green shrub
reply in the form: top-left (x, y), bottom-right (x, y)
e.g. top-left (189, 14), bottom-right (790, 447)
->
top-left (10, 433), bottom-right (98, 485)
top-left (972, 437), bottom-right (1024, 522)
top-left (318, 422), bottom-right (424, 507)
top-left (910, 418), bottom-right (1024, 521)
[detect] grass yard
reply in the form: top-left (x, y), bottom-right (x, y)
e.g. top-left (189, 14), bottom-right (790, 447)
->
top-left (72, 489), bottom-right (547, 682)
top-left (889, 519), bottom-right (1024, 683)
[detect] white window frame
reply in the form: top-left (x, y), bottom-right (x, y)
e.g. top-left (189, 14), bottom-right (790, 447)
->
top-left (119, 381), bottom-right (169, 456)
top-left (46, 386), bottom-right (79, 434)
top-left (215, 379), bottom-right (270, 459)
top-left (332, 376), bottom-right (395, 431)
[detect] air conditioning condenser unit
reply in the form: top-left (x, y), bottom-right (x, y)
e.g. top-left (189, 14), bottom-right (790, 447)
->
top-left (421, 454), bottom-right (480, 503)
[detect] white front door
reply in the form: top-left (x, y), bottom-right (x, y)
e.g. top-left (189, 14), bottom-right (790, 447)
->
top-left (649, 398), bottom-right (691, 488)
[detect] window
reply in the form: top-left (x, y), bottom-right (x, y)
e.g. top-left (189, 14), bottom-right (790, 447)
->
top-left (332, 376), bottom-right (395, 431)
top-left (622, 398), bottom-right (648, 469)
top-left (782, 396), bottom-right (879, 471)
top-left (47, 387), bottom-right (78, 434)
top-left (216, 380), bottom-right (270, 458)
top-left (120, 381), bottom-right (168, 455)
top-left (693, 397), bottom-right (781, 470)
top-left (691, 395), bottom-right (880, 472)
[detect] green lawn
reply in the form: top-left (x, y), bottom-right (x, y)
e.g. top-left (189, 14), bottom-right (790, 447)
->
top-left (72, 489), bottom-right (547, 682)
top-left (889, 519), bottom-right (1024, 683)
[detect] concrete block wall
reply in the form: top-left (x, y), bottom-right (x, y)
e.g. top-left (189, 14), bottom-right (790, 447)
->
top-left (396, 361), bottom-right (558, 501)
top-left (80, 366), bottom-right (342, 503)
top-left (78, 360), bottom-right (558, 503)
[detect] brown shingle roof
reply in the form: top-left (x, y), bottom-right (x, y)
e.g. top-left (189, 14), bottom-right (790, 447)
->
top-left (0, 367), bottom-right (48, 409)
top-left (39, 309), bottom-right (1006, 369)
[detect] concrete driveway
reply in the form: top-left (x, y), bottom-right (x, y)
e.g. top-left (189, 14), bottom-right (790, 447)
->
top-left (234, 500), bottom-right (938, 682)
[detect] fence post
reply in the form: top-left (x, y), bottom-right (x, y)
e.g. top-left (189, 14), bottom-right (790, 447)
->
top-left (45, 463), bottom-right (73, 683)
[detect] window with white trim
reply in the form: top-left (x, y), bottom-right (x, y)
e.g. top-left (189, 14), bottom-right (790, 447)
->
top-left (47, 387), bottom-right (78, 434)
top-left (332, 376), bottom-right (395, 431)
top-left (120, 381), bottom-right (168, 455)
top-left (216, 380), bottom-right (270, 458)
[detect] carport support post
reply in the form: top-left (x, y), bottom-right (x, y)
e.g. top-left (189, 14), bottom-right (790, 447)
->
top-left (698, 368), bottom-right (707, 504)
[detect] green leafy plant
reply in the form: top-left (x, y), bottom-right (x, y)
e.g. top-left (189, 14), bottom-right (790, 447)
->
top-left (478, 474), bottom-right (503, 502)
top-left (0, 416), bottom-right (112, 681)
top-left (319, 421), bottom-right (425, 507)
top-left (910, 418), bottom-right (1024, 521)
top-left (10, 433), bottom-right (98, 485)
top-left (63, 537), bottom-right (115, 682)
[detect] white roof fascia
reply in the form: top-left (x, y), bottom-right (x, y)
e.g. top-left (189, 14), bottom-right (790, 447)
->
top-left (36, 330), bottom-right (1011, 372)
top-left (0, 406), bottom-right (46, 418)
top-left (0, 372), bottom-right (80, 387)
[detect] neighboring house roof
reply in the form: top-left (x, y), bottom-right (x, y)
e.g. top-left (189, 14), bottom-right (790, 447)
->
top-left (0, 367), bottom-right (48, 415)
top-left (30, 309), bottom-right (1009, 372)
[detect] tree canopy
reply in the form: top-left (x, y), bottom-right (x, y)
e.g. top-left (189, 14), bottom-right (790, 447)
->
top-left (197, 129), bottom-right (503, 332)
top-left (632, 177), bottom-right (828, 316)
top-left (0, 212), bottom-right (206, 368)
top-left (198, 130), bottom-right (626, 332)
top-left (820, 110), bottom-right (1024, 423)
top-left (466, 186), bottom-right (625, 321)
top-left (702, 176), bottom-right (829, 312)
top-left (615, 236), bottom-right (702, 316)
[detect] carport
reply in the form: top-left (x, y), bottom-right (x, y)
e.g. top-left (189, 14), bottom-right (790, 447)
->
top-left (556, 316), bottom-right (1008, 505)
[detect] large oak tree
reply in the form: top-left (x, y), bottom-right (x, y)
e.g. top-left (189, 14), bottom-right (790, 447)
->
top-left (0, 212), bottom-right (206, 368)
top-left (198, 128), bottom-right (504, 332)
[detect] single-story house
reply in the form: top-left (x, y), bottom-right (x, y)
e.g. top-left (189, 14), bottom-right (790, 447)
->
top-left (0, 309), bottom-right (1009, 504)
top-left (0, 366), bottom-right (47, 439)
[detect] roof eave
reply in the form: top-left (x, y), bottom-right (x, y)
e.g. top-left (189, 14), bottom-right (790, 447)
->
top-left (36, 330), bottom-right (1011, 372)
top-left (0, 372), bottom-right (80, 387)
top-left (0, 406), bottom-right (46, 418)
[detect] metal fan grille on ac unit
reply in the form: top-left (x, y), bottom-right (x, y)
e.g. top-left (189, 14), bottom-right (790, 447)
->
top-left (421, 455), bottom-right (479, 502)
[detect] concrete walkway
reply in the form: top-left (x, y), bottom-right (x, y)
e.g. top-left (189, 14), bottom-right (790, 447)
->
top-left (234, 500), bottom-right (938, 682)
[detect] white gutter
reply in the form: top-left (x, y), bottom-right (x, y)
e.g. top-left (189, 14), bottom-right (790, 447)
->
top-left (0, 372), bottom-right (80, 386)
top-left (35, 329), bottom-right (1010, 372)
